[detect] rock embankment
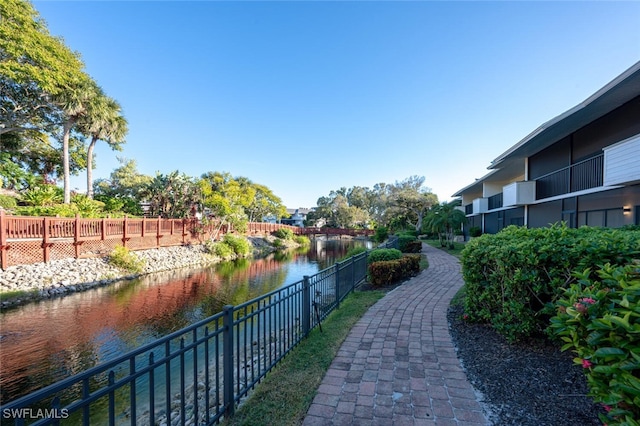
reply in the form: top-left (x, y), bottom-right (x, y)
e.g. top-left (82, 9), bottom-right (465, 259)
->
top-left (0, 237), bottom-right (294, 309)
top-left (0, 245), bottom-right (216, 309)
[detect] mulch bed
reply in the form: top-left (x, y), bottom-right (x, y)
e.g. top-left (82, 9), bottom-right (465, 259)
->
top-left (447, 304), bottom-right (605, 425)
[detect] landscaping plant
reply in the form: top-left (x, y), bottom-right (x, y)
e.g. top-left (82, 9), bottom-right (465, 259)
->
top-left (549, 262), bottom-right (640, 425)
top-left (461, 224), bottom-right (640, 342)
top-left (108, 245), bottom-right (145, 273)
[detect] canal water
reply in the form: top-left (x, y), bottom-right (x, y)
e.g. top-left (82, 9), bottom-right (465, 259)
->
top-left (0, 238), bottom-right (372, 404)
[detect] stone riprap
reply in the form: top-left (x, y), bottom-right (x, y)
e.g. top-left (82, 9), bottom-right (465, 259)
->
top-left (0, 237), bottom-right (292, 309)
top-left (0, 245), bottom-right (216, 309)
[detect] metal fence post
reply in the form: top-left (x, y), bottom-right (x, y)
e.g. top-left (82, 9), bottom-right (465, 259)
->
top-left (350, 257), bottom-right (355, 291)
top-left (302, 276), bottom-right (311, 336)
top-left (335, 263), bottom-right (340, 308)
top-left (223, 305), bottom-right (235, 418)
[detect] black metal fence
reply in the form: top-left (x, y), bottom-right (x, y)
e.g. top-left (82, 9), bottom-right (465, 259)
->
top-left (0, 238), bottom-right (397, 425)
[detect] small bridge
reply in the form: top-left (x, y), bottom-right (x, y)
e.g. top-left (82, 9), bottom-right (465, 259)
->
top-left (297, 227), bottom-right (374, 237)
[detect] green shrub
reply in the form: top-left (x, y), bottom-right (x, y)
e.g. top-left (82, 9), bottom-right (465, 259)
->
top-left (341, 246), bottom-right (367, 261)
top-left (368, 254), bottom-right (421, 286)
top-left (373, 226), bottom-right (388, 243)
top-left (368, 248), bottom-right (402, 263)
top-left (294, 235), bottom-right (310, 246)
top-left (15, 204), bottom-right (79, 217)
top-left (397, 235), bottom-right (417, 253)
top-left (469, 226), bottom-right (482, 237)
top-left (71, 194), bottom-right (105, 218)
top-left (222, 234), bottom-right (252, 257)
top-left (273, 228), bottom-right (295, 240)
top-left (204, 239), bottom-right (235, 260)
top-left (22, 185), bottom-right (63, 206)
top-left (108, 245), bottom-right (145, 273)
top-left (549, 263), bottom-right (640, 425)
top-left (0, 195), bottom-right (17, 210)
top-left (461, 224), bottom-right (640, 342)
top-left (403, 240), bottom-right (422, 253)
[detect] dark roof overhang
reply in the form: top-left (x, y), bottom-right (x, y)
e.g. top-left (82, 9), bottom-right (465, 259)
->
top-left (489, 61), bottom-right (640, 170)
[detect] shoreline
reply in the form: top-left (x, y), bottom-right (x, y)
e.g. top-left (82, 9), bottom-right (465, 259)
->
top-left (0, 236), bottom-right (296, 310)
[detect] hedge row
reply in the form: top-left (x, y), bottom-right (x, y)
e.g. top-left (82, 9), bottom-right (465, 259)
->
top-left (461, 224), bottom-right (640, 342)
top-left (367, 254), bottom-right (421, 287)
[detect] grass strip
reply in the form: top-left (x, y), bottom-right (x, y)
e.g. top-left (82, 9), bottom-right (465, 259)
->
top-left (423, 239), bottom-right (466, 259)
top-left (225, 290), bottom-right (385, 426)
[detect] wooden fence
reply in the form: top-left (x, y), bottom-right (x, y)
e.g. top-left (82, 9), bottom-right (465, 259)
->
top-left (0, 212), bottom-right (299, 269)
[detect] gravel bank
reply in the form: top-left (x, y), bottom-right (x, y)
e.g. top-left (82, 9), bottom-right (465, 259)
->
top-left (0, 237), bottom-right (279, 310)
top-left (0, 245), bottom-right (216, 309)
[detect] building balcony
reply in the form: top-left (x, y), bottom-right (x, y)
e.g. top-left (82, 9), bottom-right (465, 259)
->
top-left (604, 133), bottom-right (640, 186)
top-left (487, 193), bottom-right (503, 210)
top-left (472, 198), bottom-right (488, 214)
top-left (503, 181), bottom-right (536, 206)
top-left (535, 153), bottom-right (604, 200)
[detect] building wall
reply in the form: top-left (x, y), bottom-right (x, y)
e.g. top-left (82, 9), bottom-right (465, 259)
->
top-left (483, 207), bottom-right (525, 234)
top-left (573, 96), bottom-right (640, 161)
top-left (528, 137), bottom-right (571, 180)
top-left (525, 184), bottom-right (640, 229)
top-left (577, 185), bottom-right (640, 227)
top-left (528, 96), bottom-right (640, 179)
top-left (528, 200), bottom-right (563, 229)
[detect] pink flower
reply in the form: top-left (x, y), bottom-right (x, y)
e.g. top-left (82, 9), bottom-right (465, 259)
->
top-left (580, 297), bottom-right (596, 304)
top-left (582, 359), bottom-right (593, 368)
top-left (463, 314), bottom-right (469, 320)
top-left (573, 302), bottom-right (588, 314)
top-left (602, 404), bottom-right (612, 412)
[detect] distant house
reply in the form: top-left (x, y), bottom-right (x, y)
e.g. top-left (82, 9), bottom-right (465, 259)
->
top-left (280, 208), bottom-right (314, 227)
top-left (453, 61), bottom-right (640, 235)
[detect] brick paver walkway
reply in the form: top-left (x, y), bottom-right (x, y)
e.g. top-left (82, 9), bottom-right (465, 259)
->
top-left (302, 243), bottom-right (490, 425)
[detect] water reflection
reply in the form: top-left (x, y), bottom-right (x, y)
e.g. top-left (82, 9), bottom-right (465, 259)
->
top-left (0, 238), bottom-right (370, 403)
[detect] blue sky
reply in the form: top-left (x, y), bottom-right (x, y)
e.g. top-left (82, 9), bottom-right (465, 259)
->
top-left (33, 1), bottom-right (640, 209)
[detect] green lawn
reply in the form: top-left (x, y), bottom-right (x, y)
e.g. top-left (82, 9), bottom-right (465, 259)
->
top-left (423, 239), bottom-right (466, 259)
top-left (224, 289), bottom-right (385, 426)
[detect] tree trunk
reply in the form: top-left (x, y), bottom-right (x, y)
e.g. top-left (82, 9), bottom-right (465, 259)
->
top-left (86, 137), bottom-right (97, 199)
top-left (62, 119), bottom-right (73, 204)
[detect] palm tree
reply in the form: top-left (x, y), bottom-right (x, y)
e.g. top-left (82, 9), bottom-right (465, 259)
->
top-left (424, 200), bottom-right (467, 248)
top-left (55, 78), bottom-right (100, 204)
top-left (78, 95), bottom-right (128, 199)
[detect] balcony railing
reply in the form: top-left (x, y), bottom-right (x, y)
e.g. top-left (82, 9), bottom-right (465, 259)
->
top-left (487, 193), bottom-right (503, 210)
top-left (536, 154), bottom-right (603, 200)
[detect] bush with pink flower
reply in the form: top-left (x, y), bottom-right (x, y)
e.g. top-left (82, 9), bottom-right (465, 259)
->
top-left (549, 262), bottom-right (640, 425)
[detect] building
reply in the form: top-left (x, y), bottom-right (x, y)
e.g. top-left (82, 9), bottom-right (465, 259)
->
top-left (453, 61), bottom-right (640, 235)
top-left (280, 208), bottom-right (313, 227)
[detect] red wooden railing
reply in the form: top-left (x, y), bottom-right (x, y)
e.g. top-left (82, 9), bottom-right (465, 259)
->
top-left (0, 212), bottom-right (371, 269)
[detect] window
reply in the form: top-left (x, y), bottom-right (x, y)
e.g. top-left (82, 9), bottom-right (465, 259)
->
top-left (577, 208), bottom-right (625, 228)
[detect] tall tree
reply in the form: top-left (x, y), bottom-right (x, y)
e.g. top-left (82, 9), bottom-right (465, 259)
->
top-left (1, 0), bottom-right (113, 203)
top-left (93, 158), bottom-right (152, 215)
top-left (77, 95), bottom-right (127, 198)
top-left (55, 78), bottom-right (100, 203)
top-left (141, 171), bottom-right (200, 218)
top-left (0, 0), bottom-right (87, 135)
top-left (386, 176), bottom-right (438, 232)
top-left (199, 172), bottom-right (255, 239)
top-left (245, 183), bottom-right (287, 223)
